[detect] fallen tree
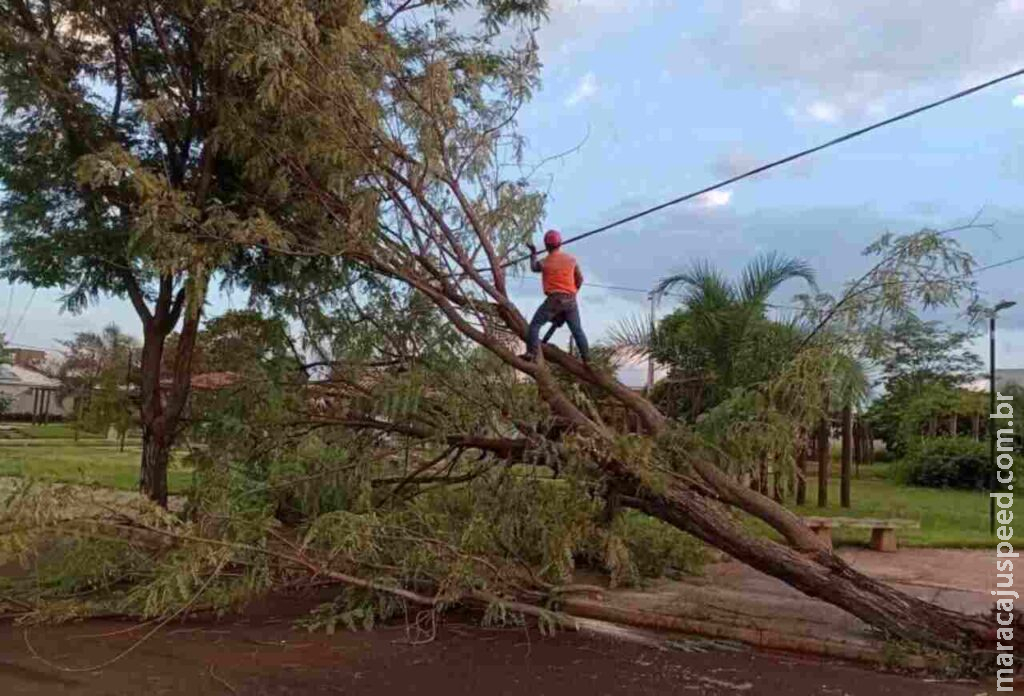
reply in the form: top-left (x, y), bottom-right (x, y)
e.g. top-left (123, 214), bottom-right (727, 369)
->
top-left (1, 0), bottom-right (1001, 659)
top-left (176, 0), bottom-right (1003, 654)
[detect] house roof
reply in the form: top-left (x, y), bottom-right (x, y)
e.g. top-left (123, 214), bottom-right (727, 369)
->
top-left (964, 369), bottom-right (1024, 393)
top-left (0, 364), bottom-right (60, 389)
top-left (190, 372), bottom-right (240, 391)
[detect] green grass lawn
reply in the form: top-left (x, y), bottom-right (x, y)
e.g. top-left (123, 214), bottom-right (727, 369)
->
top-left (785, 463), bottom-right (990, 549)
top-left (0, 422), bottom-right (108, 440)
top-left (0, 439), bottom-right (191, 493)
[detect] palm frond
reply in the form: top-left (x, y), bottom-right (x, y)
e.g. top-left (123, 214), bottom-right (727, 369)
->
top-left (831, 352), bottom-right (872, 409)
top-left (605, 312), bottom-right (654, 361)
top-left (656, 260), bottom-right (734, 311)
top-left (739, 252), bottom-right (816, 305)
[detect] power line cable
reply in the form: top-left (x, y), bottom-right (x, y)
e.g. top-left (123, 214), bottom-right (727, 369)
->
top-left (578, 251), bottom-right (1024, 308)
top-left (8, 288), bottom-right (37, 343)
top-left (586, 281), bottom-right (805, 309)
top-left (0, 285), bottom-right (14, 333)
top-left (495, 66), bottom-right (1024, 271)
top-left (976, 253), bottom-right (1024, 273)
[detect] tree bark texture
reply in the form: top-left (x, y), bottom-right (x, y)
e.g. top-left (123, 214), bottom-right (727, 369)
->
top-left (135, 275), bottom-right (203, 507)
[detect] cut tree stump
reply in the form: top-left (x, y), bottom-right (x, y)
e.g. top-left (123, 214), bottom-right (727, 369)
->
top-left (801, 517), bottom-right (920, 553)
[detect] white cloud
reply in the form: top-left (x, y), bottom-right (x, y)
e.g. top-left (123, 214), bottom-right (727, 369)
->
top-left (1013, 94), bottom-right (1024, 107)
top-left (806, 101), bottom-right (842, 123)
top-left (549, 0), bottom-right (635, 11)
top-left (697, 189), bottom-right (732, 208)
top-left (565, 72), bottom-right (598, 107)
top-left (538, 0), bottom-right (674, 63)
top-left (683, 1), bottom-right (1024, 121)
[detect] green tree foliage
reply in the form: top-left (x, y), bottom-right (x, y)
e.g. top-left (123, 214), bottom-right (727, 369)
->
top-left (611, 253), bottom-right (816, 420)
top-left (865, 318), bottom-right (983, 456)
top-left (55, 324), bottom-right (139, 438)
top-left (197, 309), bottom-right (295, 375)
top-left (0, 0), bottom-right (371, 505)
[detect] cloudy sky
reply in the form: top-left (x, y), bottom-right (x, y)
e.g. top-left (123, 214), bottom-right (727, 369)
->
top-left (4, 0), bottom-right (1024, 385)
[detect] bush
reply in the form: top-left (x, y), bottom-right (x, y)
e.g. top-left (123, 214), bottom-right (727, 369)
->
top-left (894, 437), bottom-right (991, 490)
top-left (611, 510), bottom-right (706, 580)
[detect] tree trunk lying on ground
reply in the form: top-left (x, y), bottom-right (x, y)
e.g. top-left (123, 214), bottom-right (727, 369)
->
top-left (208, 13), bottom-right (998, 654)
top-left (343, 236), bottom-right (996, 655)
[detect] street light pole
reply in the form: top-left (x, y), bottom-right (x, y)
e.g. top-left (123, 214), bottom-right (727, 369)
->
top-left (991, 300), bottom-right (1017, 535)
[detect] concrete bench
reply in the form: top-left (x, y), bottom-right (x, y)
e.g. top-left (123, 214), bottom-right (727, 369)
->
top-left (802, 517), bottom-right (920, 552)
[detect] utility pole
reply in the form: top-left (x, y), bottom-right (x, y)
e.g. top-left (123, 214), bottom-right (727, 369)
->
top-left (990, 300), bottom-right (1017, 535)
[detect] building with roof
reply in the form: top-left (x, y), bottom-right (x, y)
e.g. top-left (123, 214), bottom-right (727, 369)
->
top-left (0, 363), bottom-right (65, 420)
top-left (965, 369), bottom-right (1024, 393)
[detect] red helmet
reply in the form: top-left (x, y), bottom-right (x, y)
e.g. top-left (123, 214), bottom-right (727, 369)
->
top-left (543, 229), bottom-right (562, 249)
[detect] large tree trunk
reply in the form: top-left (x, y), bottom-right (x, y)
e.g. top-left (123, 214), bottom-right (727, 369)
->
top-left (131, 273), bottom-right (204, 507)
top-left (624, 475), bottom-right (991, 650)
top-left (840, 404), bottom-right (853, 508)
top-left (138, 321), bottom-right (169, 506)
top-left (140, 427), bottom-right (172, 507)
top-left (853, 418), bottom-right (862, 476)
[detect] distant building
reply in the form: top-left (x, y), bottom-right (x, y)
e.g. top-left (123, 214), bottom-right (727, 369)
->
top-left (8, 347), bottom-right (47, 369)
top-left (965, 369), bottom-right (1024, 393)
top-left (0, 363), bottom-right (65, 420)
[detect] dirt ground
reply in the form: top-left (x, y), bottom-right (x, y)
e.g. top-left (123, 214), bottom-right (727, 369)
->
top-left (0, 594), bottom-right (984, 696)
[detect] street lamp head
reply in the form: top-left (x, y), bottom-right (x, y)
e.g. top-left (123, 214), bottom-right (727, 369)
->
top-left (994, 300), bottom-right (1018, 313)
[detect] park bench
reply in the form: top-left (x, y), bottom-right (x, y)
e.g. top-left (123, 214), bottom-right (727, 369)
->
top-left (801, 517), bottom-right (920, 552)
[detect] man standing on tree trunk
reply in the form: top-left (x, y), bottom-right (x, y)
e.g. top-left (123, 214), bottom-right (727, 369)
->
top-left (521, 229), bottom-right (590, 364)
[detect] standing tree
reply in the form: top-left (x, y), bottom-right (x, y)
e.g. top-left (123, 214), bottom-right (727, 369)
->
top-left (865, 317), bottom-right (983, 456)
top-left (0, 1), bottom-right (367, 504)
top-left (54, 324), bottom-right (138, 440)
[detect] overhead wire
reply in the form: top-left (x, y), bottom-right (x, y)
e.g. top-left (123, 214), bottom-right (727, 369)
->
top-left (584, 281), bottom-right (807, 310)
top-left (0, 285), bottom-right (13, 333)
top-left (578, 250), bottom-right (1024, 310)
top-left (492, 66), bottom-right (1024, 272)
top-left (975, 253), bottom-right (1024, 273)
top-left (8, 288), bottom-right (37, 343)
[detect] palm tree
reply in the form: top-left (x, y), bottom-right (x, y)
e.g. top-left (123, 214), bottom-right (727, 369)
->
top-left (609, 252), bottom-right (817, 419)
top-left (816, 350), bottom-right (872, 507)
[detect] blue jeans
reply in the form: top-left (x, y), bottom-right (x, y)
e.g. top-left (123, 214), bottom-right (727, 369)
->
top-left (526, 293), bottom-right (589, 360)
